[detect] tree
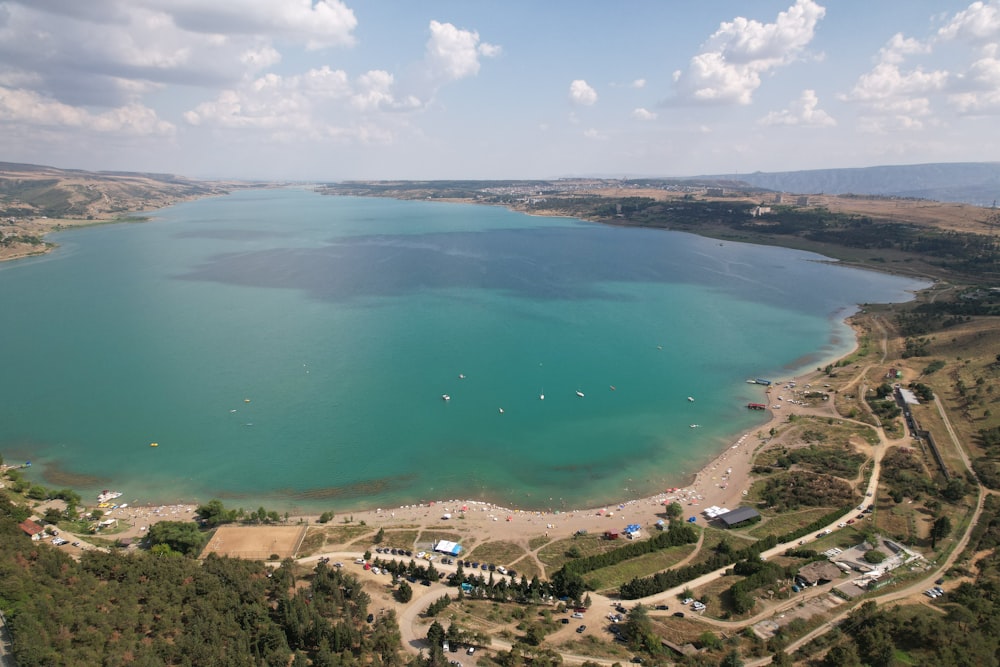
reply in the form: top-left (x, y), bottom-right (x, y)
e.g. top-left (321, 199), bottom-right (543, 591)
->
top-left (146, 520), bottom-right (206, 556)
top-left (863, 549), bottom-right (887, 564)
top-left (374, 527), bottom-right (385, 543)
top-left (931, 515), bottom-right (952, 549)
top-left (666, 502), bottom-right (683, 520)
top-left (395, 580), bottom-right (413, 603)
top-left (318, 511), bottom-right (334, 523)
top-left (196, 499), bottom-right (235, 526)
top-left (719, 649), bottom-right (744, 667)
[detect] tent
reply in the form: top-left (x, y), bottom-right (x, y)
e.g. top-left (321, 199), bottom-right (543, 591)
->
top-left (433, 540), bottom-right (463, 556)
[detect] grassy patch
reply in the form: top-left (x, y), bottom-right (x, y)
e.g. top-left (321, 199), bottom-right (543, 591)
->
top-left (528, 535), bottom-right (552, 550)
top-left (319, 524), bottom-right (375, 547)
top-left (586, 544), bottom-right (698, 593)
top-left (464, 540), bottom-right (527, 566)
top-left (377, 529), bottom-right (419, 550)
top-left (747, 508), bottom-right (836, 539)
top-left (537, 534), bottom-right (622, 572)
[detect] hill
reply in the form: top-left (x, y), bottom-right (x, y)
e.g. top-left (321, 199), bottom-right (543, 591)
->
top-left (0, 162), bottom-right (253, 262)
top-left (707, 162), bottom-right (1000, 206)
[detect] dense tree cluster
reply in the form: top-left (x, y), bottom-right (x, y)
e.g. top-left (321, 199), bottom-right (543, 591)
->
top-left (0, 492), bottom-right (402, 666)
top-left (764, 445), bottom-right (866, 477)
top-left (757, 471), bottom-right (855, 511)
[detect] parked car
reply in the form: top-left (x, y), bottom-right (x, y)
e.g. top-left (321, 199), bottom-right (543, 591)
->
top-left (576, 625), bottom-right (586, 633)
top-left (655, 604), bottom-right (669, 610)
top-left (467, 647), bottom-right (476, 655)
top-left (673, 612), bottom-right (685, 618)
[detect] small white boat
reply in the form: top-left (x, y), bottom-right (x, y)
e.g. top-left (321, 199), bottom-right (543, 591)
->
top-left (687, 396), bottom-right (695, 402)
top-left (540, 394), bottom-right (545, 400)
top-left (442, 394), bottom-right (451, 401)
top-left (576, 390), bottom-right (585, 398)
top-left (458, 374), bottom-right (466, 379)
top-left (499, 408), bottom-right (504, 414)
top-left (690, 424), bottom-right (700, 428)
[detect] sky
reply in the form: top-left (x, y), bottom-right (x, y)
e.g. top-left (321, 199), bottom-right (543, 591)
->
top-left (1, 0), bottom-right (999, 181)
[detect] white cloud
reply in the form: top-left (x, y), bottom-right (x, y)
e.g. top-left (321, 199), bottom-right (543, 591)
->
top-left (949, 53), bottom-right (1000, 113)
top-left (0, 85), bottom-right (174, 135)
top-left (183, 65), bottom-right (423, 142)
top-left (877, 33), bottom-right (931, 65)
top-left (148, 0), bottom-right (358, 50)
top-left (241, 45), bottom-right (282, 71)
top-left (759, 89), bottom-right (835, 126)
top-left (673, 0), bottom-right (826, 105)
top-left (632, 79), bottom-right (647, 89)
top-left (424, 20), bottom-right (500, 82)
top-left (583, 127), bottom-right (605, 140)
top-left (632, 107), bottom-right (657, 121)
top-left (937, 0), bottom-right (1000, 44)
top-left (569, 79), bottom-right (598, 106)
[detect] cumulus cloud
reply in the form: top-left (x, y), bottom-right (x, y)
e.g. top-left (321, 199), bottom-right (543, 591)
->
top-left (569, 79), bottom-right (598, 106)
top-left (632, 79), bottom-right (647, 89)
top-left (0, 1), bottom-right (360, 109)
top-left (673, 0), bottom-right (825, 105)
top-left (424, 20), bottom-right (500, 82)
top-left (759, 89), bottom-right (835, 126)
top-left (949, 52), bottom-right (1000, 113)
top-left (0, 85), bottom-right (174, 135)
top-left (184, 65), bottom-right (420, 139)
top-left (147, 0), bottom-right (358, 50)
top-left (840, 30), bottom-right (947, 130)
top-left (632, 107), bottom-right (657, 121)
top-left (937, 0), bottom-right (1000, 44)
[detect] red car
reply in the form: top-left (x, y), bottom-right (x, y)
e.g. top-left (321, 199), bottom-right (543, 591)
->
top-left (846, 519), bottom-right (855, 524)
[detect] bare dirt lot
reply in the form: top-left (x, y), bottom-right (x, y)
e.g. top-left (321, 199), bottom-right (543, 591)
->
top-left (201, 525), bottom-right (307, 560)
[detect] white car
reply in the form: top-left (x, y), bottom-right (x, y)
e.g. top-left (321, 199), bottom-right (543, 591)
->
top-left (681, 598), bottom-right (693, 605)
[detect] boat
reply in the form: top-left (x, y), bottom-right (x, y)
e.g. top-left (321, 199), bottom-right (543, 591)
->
top-left (687, 396), bottom-right (695, 402)
top-left (98, 490), bottom-right (123, 503)
top-left (539, 394), bottom-right (545, 400)
top-left (458, 374), bottom-right (466, 379)
top-left (442, 394), bottom-right (451, 402)
top-left (576, 390), bottom-right (585, 398)
top-left (610, 385), bottom-right (616, 391)
top-left (149, 442), bottom-right (159, 447)
top-left (690, 424), bottom-right (699, 428)
top-left (499, 408), bottom-right (504, 414)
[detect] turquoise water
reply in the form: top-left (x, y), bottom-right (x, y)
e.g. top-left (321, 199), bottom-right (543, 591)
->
top-left (0, 189), bottom-right (927, 511)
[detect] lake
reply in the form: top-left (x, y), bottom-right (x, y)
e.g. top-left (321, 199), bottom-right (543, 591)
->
top-left (0, 189), bottom-right (927, 511)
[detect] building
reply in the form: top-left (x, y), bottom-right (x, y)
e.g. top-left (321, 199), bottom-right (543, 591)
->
top-left (716, 507), bottom-right (761, 528)
top-left (796, 560), bottom-right (843, 587)
top-left (18, 520), bottom-right (45, 540)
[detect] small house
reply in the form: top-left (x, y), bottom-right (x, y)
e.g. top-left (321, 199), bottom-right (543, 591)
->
top-left (19, 520), bottom-right (44, 540)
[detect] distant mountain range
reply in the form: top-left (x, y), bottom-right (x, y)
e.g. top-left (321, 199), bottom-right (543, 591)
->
top-left (706, 162), bottom-right (1000, 207)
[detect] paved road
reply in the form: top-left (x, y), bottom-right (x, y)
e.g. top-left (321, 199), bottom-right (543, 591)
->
top-left (0, 609), bottom-right (17, 667)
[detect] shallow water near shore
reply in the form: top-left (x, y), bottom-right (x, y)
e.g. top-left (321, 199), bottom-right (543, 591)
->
top-left (0, 189), bottom-right (927, 511)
